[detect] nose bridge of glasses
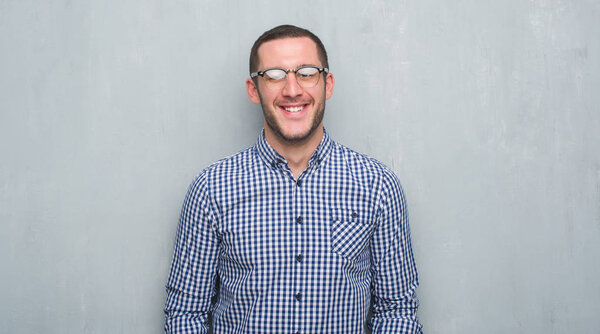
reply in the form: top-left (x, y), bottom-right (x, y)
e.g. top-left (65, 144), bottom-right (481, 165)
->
top-left (280, 69), bottom-right (303, 93)
top-left (287, 68), bottom-right (301, 82)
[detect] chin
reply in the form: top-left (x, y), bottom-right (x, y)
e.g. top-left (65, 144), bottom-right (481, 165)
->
top-left (278, 129), bottom-right (313, 143)
top-left (263, 106), bottom-right (325, 144)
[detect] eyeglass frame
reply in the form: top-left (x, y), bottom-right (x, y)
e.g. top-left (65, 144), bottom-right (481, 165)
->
top-left (250, 65), bottom-right (329, 89)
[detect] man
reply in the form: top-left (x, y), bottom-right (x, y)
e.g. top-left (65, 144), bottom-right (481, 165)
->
top-left (164, 25), bottom-right (422, 333)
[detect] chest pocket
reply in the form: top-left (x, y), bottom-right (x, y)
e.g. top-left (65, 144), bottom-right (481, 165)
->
top-left (330, 208), bottom-right (374, 261)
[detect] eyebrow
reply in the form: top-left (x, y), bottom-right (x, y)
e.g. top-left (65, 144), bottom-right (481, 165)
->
top-left (263, 64), bottom-right (320, 70)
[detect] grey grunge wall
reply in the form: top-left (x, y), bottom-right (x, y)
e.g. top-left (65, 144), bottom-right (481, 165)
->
top-left (1, 1), bottom-right (599, 333)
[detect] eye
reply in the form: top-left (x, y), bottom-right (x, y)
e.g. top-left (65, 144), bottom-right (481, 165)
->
top-left (263, 69), bottom-right (286, 81)
top-left (296, 67), bottom-right (319, 78)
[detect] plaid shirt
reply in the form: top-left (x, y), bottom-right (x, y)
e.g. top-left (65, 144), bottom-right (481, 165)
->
top-left (164, 129), bottom-right (422, 333)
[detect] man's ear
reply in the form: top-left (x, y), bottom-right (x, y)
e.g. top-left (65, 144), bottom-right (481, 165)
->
top-left (246, 78), bottom-right (261, 104)
top-left (325, 73), bottom-right (334, 100)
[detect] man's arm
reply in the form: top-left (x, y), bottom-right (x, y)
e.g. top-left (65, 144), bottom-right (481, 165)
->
top-left (164, 173), bottom-right (219, 334)
top-left (369, 171), bottom-right (422, 333)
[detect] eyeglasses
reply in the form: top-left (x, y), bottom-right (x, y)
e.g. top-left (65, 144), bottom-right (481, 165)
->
top-left (250, 65), bottom-right (328, 90)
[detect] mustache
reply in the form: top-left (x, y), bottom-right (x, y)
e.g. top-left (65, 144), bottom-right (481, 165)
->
top-left (275, 98), bottom-right (312, 105)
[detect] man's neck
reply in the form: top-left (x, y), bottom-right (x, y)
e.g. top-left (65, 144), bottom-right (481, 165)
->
top-left (264, 126), bottom-right (324, 180)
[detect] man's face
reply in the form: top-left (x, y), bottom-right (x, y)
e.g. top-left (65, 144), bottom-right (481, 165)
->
top-left (246, 37), bottom-right (334, 144)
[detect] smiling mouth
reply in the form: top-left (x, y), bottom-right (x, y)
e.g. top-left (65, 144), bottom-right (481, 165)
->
top-left (283, 105), bottom-right (305, 113)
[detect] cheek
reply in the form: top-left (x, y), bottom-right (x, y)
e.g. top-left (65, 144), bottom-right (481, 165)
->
top-left (308, 87), bottom-right (326, 102)
top-left (260, 90), bottom-right (278, 105)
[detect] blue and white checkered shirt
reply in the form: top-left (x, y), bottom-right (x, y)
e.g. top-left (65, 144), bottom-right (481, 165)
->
top-left (164, 129), bottom-right (422, 333)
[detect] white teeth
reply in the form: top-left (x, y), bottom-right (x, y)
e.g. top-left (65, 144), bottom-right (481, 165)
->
top-left (284, 106), bottom-right (304, 113)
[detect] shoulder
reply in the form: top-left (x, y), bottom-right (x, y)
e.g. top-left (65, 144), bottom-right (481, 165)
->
top-left (200, 146), bottom-right (256, 178)
top-left (186, 146), bottom-right (256, 195)
top-left (332, 142), bottom-right (402, 189)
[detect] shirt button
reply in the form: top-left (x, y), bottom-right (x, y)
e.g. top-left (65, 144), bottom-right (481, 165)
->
top-left (296, 180), bottom-right (302, 187)
top-left (296, 216), bottom-right (303, 224)
top-left (295, 293), bottom-right (302, 301)
top-left (351, 211), bottom-right (358, 218)
top-left (296, 254), bottom-right (303, 262)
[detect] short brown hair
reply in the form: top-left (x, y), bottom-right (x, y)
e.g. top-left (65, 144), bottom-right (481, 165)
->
top-left (249, 25), bottom-right (329, 73)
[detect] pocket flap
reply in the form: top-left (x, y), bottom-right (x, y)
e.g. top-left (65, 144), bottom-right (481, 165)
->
top-left (330, 207), bottom-right (373, 261)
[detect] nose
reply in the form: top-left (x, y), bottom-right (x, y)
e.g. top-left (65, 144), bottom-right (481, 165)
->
top-left (281, 72), bottom-right (303, 97)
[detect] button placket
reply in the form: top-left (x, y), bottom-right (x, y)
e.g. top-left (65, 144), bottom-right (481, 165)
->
top-left (291, 174), bottom-right (305, 330)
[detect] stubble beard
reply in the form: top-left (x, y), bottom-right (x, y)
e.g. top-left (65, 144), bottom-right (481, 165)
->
top-left (259, 91), bottom-right (326, 145)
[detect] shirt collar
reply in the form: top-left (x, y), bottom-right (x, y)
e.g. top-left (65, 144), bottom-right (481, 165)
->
top-left (255, 128), bottom-right (334, 169)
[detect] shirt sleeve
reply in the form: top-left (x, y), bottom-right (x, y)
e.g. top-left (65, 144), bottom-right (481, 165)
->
top-left (164, 172), bottom-right (220, 334)
top-left (368, 170), bottom-right (422, 334)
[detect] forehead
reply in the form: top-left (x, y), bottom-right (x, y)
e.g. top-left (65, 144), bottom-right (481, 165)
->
top-left (257, 37), bottom-right (321, 69)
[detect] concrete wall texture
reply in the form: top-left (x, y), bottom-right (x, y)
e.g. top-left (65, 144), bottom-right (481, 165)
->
top-left (1, 1), bottom-right (599, 333)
